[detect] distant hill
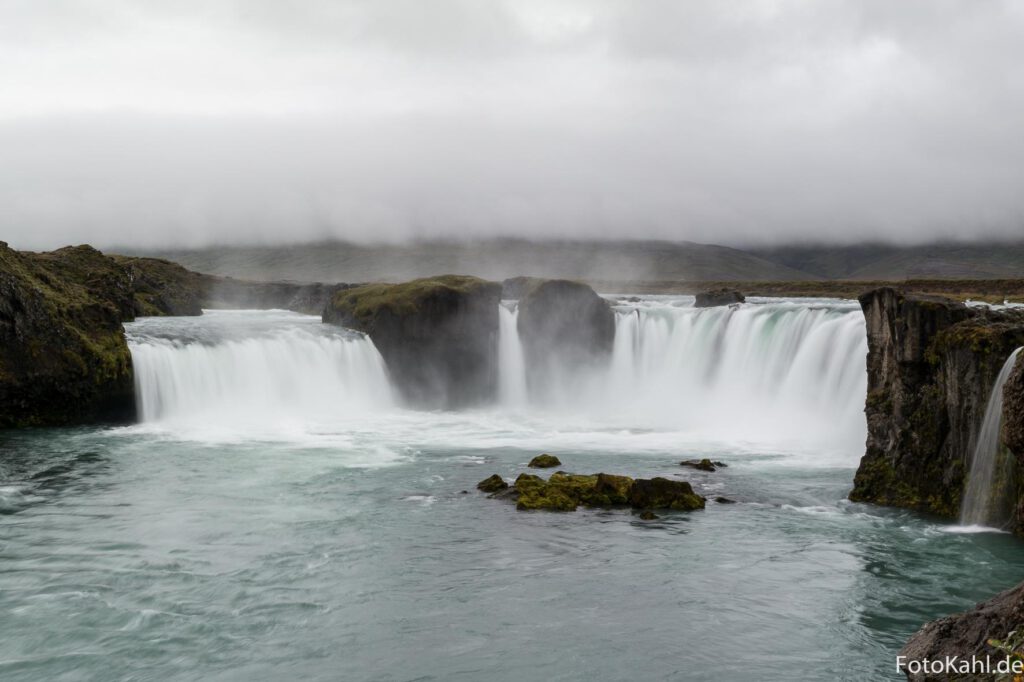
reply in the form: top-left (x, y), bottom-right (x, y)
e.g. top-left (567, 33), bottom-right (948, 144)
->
top-left (748, 242), bottom-right (1024, 280)
top-left (130, 239), bottom-right (818, 284)
top-left (125, 238), bottom-right (1024, 284)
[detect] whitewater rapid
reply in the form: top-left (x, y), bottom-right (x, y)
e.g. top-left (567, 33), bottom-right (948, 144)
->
top-left (125, 297), bottom-right (868, 460)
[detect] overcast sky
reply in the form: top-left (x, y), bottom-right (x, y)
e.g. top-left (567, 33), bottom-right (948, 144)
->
top-left (1, 0), bottom-right (1023, 250)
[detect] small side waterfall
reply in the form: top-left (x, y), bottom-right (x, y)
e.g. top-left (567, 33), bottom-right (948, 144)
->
top-left (960, 347), bottom-right (1023, 528)
top-left (498, 302), bottom-right (528, 406)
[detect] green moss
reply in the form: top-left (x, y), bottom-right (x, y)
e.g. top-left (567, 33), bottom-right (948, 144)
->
top-left (628, 477), bottom-right (706, 511)
top-left (528, 454), bottom-right (561, 468)
top-left (476, 474), bottom-right (508, 493)
top-left (329, 275), bottom-right (494, 327)
top-left (849, 453), bottom-right (923, 509)
top-left (514, 471), bottom-right (635, 511)
top-left (865, 389), bottom-right (893, 414)
top-left (0, 243), bottom-right (136, 427)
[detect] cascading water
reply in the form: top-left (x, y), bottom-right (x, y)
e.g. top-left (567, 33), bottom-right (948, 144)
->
top-left (498, 302), bottom-right (528, 406)
top-left (960, 347), bottom-right (1023, 528)
top-left (497, 297), bottom-right (869, 457)
top-left (126, 310), bottom-right (394, 431)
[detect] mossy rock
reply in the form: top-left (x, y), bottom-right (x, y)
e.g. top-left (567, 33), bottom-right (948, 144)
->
top-left (509, 471), bottom-right (702, 513)
top-left (476, 474), bottom-right (509, 493)
top-left (0, 242), bottom-right (137, 427)
top-left (324, 275), bottom-right (498, 330)
top-left (514, 471), bottom-right (635, 511)
top-left (323, 275), bottom-right (502, 408)
top-left (528, 454), bottom-right (561, 468)
top-left (628, 477), bottom-right (706, 511)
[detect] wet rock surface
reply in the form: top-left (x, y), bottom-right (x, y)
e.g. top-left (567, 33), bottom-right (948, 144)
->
top-left (681, 459), bottom-right (724, 472)
top-left (478, 471), bottom-right (705, 513)
top-left (323, 275), bottom-right (502, 408)
top-left (850, 288), bottom-right (1024, 527)
top-left (528, 454), bottom-right (561, 468)
top-left (516, 279), bottom-right (615, 394)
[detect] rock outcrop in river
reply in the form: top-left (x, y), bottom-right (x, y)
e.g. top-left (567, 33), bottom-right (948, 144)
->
top-left (480, 471), bottom-right (706, 512)
top-left (323, 275), bottom-right (502, 408)
top-left (516, 279), bottom-right (615, 393)
top-left (850, 288), bottom-right (1024, 525)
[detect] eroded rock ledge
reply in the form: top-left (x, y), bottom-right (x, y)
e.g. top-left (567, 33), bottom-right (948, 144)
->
top-left (849, 288), bottom-right (1024, 525)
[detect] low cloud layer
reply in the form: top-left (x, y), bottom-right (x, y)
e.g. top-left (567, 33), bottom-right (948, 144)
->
top-left (2, 1), bottom-right (1023, 250)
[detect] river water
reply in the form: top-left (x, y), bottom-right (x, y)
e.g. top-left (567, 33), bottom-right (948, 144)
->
top-left (2, 299), bottom-right (1023, 681)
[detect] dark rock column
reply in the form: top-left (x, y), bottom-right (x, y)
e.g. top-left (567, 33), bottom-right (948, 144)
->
top-left (515, 279), bottom-right (615, 397)
top-left (323, 275), bottom-right (502, 408)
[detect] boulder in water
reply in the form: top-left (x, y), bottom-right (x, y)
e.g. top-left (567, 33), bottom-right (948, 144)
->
top-left (486, 469), bottom-right (705, 514)
top-left (514, 471), bottom-right (634, 511)
top-left (477, 474), bottom-right (509, 493)
top-left (680, 458), bottom-right (720, 472)
top-left (628, 477), bottom-right (706, 511)
top-left (638, 510), bottom-right (659, 520)
top-left (694, 289), bottom-right (745, 308)
top-left (850, 288), bottom-right (1024, 526)
top-left (528, 454), bottom-right (561, 468)
top-left (323, 275), bottom-right (502, 408)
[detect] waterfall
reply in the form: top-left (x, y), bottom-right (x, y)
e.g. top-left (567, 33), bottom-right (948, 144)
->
top-left (960, 347), bottom-right (1023, 528)
top-left (126, 310), bottom-right (394, 427)
top-left (498, 302), bottom-right (528, 406)
top-left (498, 298), bottom-right (869, 456)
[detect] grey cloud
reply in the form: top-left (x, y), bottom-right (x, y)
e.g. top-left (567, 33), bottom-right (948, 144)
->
top-left (0, 1), bottom-right (1022, 250)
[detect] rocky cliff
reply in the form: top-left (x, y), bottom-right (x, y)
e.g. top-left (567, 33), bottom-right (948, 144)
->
top-left (0, 243), bottom-right (138, 426)
top-left (323, 275), bottom-right (502, 408)
top-left (850, 288), bottom-right (1024, 521)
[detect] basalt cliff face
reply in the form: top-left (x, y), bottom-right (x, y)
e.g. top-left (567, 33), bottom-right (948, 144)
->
top-left (850, 288), bottom-right (1024, 522)
top-left (515, 279), bottom-right (615, 395)
top-left (323, 275), bottom-right (502, 408)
